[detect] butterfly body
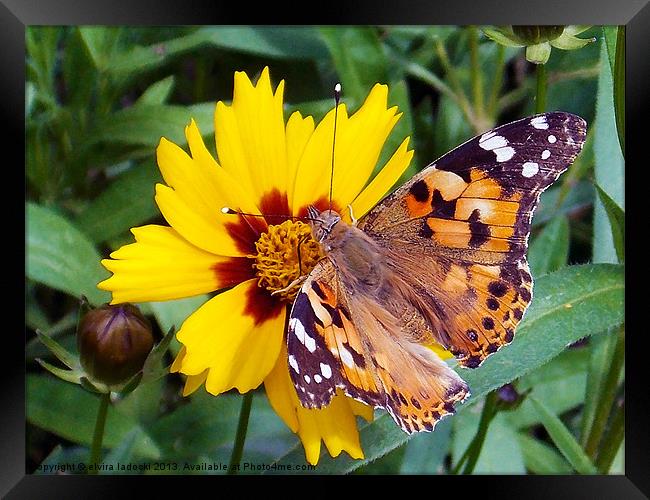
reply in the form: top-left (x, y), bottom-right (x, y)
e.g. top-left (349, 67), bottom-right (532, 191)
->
top-left (288, 112), bottom-right (587, 434)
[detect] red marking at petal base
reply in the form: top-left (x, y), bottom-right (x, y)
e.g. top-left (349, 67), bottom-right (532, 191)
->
top-left (244, 281), bottom-right (285, 326)
top-left (259, 188), bottom-right (291, 225)
top-left (212, 257), bottom-right (256, 288)
top-left (296, 196), bottom-right (342, 219)
top-left (224, 189), bottom-right (292, 254)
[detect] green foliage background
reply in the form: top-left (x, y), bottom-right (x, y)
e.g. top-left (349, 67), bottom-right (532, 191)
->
top-left (26, 26), bottom-right (624, 475)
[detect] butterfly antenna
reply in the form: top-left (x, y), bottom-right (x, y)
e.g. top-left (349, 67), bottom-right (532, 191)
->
top-left (221, 207), bottom-right (319, 223)
top-left (329, 83), bottom-right (341, 213)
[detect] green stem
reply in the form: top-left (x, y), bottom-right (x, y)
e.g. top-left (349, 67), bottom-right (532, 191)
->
top-left (595, 400), bottom-right (624, 473)
top-left (468, 26), bottom-right (484, 117)
top-left (487, 44), bottom-right (505, 118)
top-left (535, 63), bottom-right (547, 114)
top-left (227, 391), bottom-right (254, 475)
top-left (584, 325), bottom-right (625, 459)
top-left (88, 392), bottom-right (110, 474)
top-left (451, 391), bottom-right (499, 474)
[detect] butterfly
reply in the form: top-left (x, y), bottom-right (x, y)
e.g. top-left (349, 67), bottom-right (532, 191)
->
top-left (287, 112), bottom-right (586, 433)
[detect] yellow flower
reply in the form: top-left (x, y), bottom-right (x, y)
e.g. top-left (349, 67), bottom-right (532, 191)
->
top-left (98, 67), bottom-right (414, 465)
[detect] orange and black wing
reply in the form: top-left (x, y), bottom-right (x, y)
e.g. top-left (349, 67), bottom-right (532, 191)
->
top-left (287, 258), bottom-right (469, 433)
top-left (358, 112), bottom-right (587, 367)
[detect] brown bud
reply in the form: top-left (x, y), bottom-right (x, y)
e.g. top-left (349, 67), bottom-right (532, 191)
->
top-left (512, 26), bottom-right (565, 44)
top-left (78, 304), bottom-right (153, 387)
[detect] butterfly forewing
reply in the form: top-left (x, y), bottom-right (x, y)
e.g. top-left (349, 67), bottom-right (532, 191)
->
top-left (360, 112), bottom-right (586, 264)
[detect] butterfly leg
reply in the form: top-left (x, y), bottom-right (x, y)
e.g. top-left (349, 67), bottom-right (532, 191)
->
top-left (347, 204), bottom-right (358, 226)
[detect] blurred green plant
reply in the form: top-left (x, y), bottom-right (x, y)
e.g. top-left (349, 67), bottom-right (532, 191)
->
top-left (26, 25), bottom-right (623, 475)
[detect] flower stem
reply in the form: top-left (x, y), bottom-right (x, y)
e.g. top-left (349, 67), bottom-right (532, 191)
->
top-left (451, 391), bottom-right (499, 474)
top-left (595, 400), bottom-right (624, 473)
top-left (584, 325), bottom-right (625, 459)
top-left (227, 391), bottom-right (254, 475)
top-left (88, 392), bottom-right (110, 474)
top-left (535, 63), bottom-right (547, 114)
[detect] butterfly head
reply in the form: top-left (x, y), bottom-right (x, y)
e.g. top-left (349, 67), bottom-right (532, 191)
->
top-left (307, 206), bottom-right (341, 243)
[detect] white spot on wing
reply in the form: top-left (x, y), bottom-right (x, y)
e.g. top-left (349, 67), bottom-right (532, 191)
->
top-left (290, 318), bottom-right (305, 344)
top-left (339, 345), bottom-right (354, 368)
top-left (288, 354), bottom-right (300, 373)
top-left (479, 133), bottom-right (515, 162)
top-left (522, 162), bottom-right (539, 178)
top-left (314, 374), bottom-right (322, 383)
top-left (304, 374), bottom-right (311, 384)
top-left (304, 333), bottom-right (316, 353)
top-left (290, 317), bottom-right (316, 352)
top-left (541, 149), bottom-right (551, 160)
top-left (548, 134), bottom-right (557, 143)
top-left (320, 363), bottom-right (332, 379)
top-left (531, 116), bottom-right (549, 129)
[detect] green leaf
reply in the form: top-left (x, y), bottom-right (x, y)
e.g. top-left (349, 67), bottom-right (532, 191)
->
top-left (528, 215), bottom-right (570, 277)
top-left (319, 27), bottom-right (389, 105)
top-left (601, 27), bottom-right (618, 75)
top-left (399, 418), bottom-right (452, 474)
top-left (270, 264), bottom-right (623, 472)
top-left (91, 102), bottom-right (214, 147)
top-left (518, 433), bottom-right (573, 474)
top-left (534, 181), bottom-right (593, 227)
top-left (508, 347), bottom-right (589, 429)
top-left (27, 374), bottom-right (160, 459)
top-left (35, 330), bottom-right (80, 370)
top-left (148, 391), bottom-right (296, 466)
top-left (593, 41), bottom-right (624, 264)
top-left (100, 428), bottom-right (142, 474)
top-left (109, 27), bottom-right (329, 80)
top-left (137, 76), bottom-right (176, 106)
top-left (528, 396), bottom-right (597, 474)
top-left (594, 184), bottom-right (625, 263)
top-left (26, 203), bottom-right (110, 305)
top-left (601, 26), bottom-right (624, 157)
top-left (149, 295), bottom-right (210, 335)
top-left (614, 28), bottom-right (625, 157)
top-left (78, 27), bottom-right (122, 71)
top-left (75, 162), bottom-right (162, 243)
top-left (451, 412), bottom-right (526, 473)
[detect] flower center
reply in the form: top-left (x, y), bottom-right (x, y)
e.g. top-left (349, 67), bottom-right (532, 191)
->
top-left (252, 220), bottom-right (322, 302)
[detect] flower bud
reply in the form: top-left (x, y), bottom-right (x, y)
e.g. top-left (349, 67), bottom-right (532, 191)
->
top-left (512, 26), bottom-right (565, 45)
top-left (78, 304), bottom-right (154, 387)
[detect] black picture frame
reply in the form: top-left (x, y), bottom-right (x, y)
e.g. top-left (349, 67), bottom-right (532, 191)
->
top-left (12, 0), bottom-right (645, 496)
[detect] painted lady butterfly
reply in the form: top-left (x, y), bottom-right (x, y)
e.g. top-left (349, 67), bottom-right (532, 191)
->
top-left (288, 112), bottom-right (586, 433)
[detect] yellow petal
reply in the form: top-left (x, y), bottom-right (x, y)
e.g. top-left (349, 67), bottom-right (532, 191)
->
top-left (285, 111), bottom-right (315, 214)
top-left (349, 137), bottom-right (414, 221)
top-left (177, 279), bottom-right (285, 394)
top-left (291, 104), bottom-right (349, 212)
top-left (264, 345), bottom-right (366, 465)
top-left (171, 347), bottom-right (209, 396)
top-left (155, 183), bottom-right (248, 257)
top-left (97, 225), bottom-right (252, 303)
top-left (292, 84), bottom-right (402, 213)
top-left (215, 67), bottom-right (289, 205)
top-left (183, 371), bottom-right (209, 396)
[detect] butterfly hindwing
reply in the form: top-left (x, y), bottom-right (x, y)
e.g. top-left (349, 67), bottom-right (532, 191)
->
top-left (288, 258), bottom-right (470, 433)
